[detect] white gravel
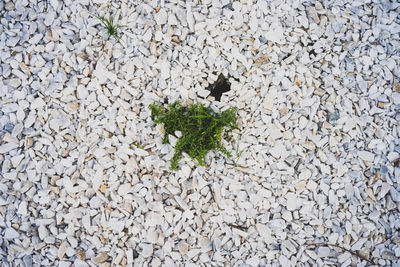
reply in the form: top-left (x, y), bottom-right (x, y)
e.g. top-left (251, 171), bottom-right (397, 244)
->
top-left (1, 0), bottom-right (400, 266)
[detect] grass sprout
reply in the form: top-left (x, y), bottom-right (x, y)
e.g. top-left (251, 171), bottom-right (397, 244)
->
top-left (234, 135), bottom-right (244, 167)
top-left (92, 8), bottom-right (126, 43)
top-left (132, 141), bottom-right (144, 150)
top-left (150, 101), bottom-right (238, 170)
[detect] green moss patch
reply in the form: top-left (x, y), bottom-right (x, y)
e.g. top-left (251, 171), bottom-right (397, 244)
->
top-left (150, 101), bottom-right (238, 170)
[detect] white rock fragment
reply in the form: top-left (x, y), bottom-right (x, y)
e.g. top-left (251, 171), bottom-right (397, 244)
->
top-left (0, 198), bottom-right (7, 206)
top-left (38, 225), bottom-right (48, 240)
top-left (98, 94), bottom-right (111, 106)
top-left (142, 28), bottom-right (152, 42)
top-left (147, 228), bottom-right (158, 243)
top-left (263, 94), bottom-right (274, 110)
top-left (286, 193), bottom-right (297, 211)
top-left (6, 37), bottom-right (20, 47)
top-left (93, 252), bottom-right (108, 263)
top-left (0, 143), bottom-right (18, 153)
top-left (17, 201), bottom-right (28, 216)
top-left (269, 124), bottom-right (283, 139)
top-left (154, 9), bottom-right (168, 25)
top-left (318, 247), bottom-right (330, 257)
top-left (58, 242), bottom-right (68, 259)
top-left (9, 78), bottom-right (22, 88)
top-left (390, 188), bottom-right (400, 202)
top-left (118, 183), bottom-right (131, 196)
top-left (135, 148), bottom-right (149, 157)
top-left (44, 10), bottom-right (56, 26)
top-left (82, 214), bottom-right (91, 230)
top-left (179, 165), bottom-right (191, 178)
top-left (299, 53), bottom-right (311, 64)
top-left (141, 244), bottom-right (153, 258)
top-left (2, 103), bottom-right (19, 112)
top-left (146, 212), bottom-right (163, 226)
top-left (256, 224), bottom-right (273, 243)
top-left (266, 24), bottom-right (284, 43)
top-left (270, 144), bottom-right (284, 159)
top-left (178, 242), bottom-right (189, 254)
top-left (155, 31), bottom-right (163, 41)
top-left (89, 196), bottom-right (103, 209)
top-left (4, 228), bottom-right (19, 239)
top-left (11, 154), bottom-right (24, 167)
top-left (307, 180), bottom-right (318, 191)
top-left (31, 97), bottom-right (46, 109)
top-left (358, 151), bottom-right (375, 162)
top-left (160, 61), bottom-right (170, 79)
top-left (29, 33), bottom-right (43, 44)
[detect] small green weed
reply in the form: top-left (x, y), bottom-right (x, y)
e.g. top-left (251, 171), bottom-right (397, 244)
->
top-left (234, 135), bottom-right (244, 167)
top-left (92, 8), bottom-right (125, 43)
top-left (132, 141), bottom-right (144, 150)
top-left (150, 101), bottom-right (238, 170)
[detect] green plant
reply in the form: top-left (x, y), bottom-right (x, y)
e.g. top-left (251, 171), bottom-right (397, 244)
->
top-left (150, 101), bottom-right (238, 170)
top-left (234, 134), bottom-right (244, 167)
top-left (132, 141), bottom-right (144, 150)
top-left (92, 8), bottom-right (125, 43)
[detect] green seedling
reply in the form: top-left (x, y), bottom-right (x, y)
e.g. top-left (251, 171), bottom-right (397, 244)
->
top-left (234, 135), bottom-right (244, 167)
top-left (132, 142), bottom-right (144, 150)
top-left (150, 101), bottom-right (238, 170)
top-left (92, 9), bottom-right (126, 43)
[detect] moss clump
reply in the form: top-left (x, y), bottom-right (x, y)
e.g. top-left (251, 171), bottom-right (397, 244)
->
top-left (150, 101), bottom-right (238, 170)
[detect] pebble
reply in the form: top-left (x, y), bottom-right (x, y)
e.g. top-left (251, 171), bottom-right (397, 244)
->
top-left (44, 10), bottom-right (56, 26)
top-left (269, 124), bottom-right (283, 139)
top-left (142, 28), bottom-right (152, 42)
top-left (154, 9), bottom-right (168, 25)
top-left (0, 142), bottom-right (18, 153)
top-left (270, 144), bottom-right (284, 159)
top-left (17, 201), bottom-right (28, 215)
top-left (147, 228), bottom-right (158, 243)
top-left (358, 151), bottom-right (375, 162)
top-left (29, 33), bottom-right (43, 45)
top-left (392, 93), bottom-right (400, 104)
top-left (299, 169), bottom-right (312, 180)
top-left (93, 252), bottom-right (108, 264)
top-left (58, 242), bottom-right (68, 259)
top-left (317, 247), bottom-right (330, 257)
top-left (179, 165), bottom-right (191, 178)
top-left (286, 193), bottom-right (297, 211)
top-left (146, 212), bottom-right (163, 226)
top-left (141, 244), bottom-right (153, 258)
top-left (178, 242), bottom-right (189, 254)
top-left (263, 95), bottom-right (274, 110)
top-left (390, 188), bottom-right (400, 202)
top-left (9, 78), bottom-right (22, 88)
top-left (160, 61), bottom-right (170, 79)
top-left (4, 228), bottom-right (20, 239)
top-left (89, 196), bottom-right (103, 209)
top-left (118, 183), bottom-right (131, 196)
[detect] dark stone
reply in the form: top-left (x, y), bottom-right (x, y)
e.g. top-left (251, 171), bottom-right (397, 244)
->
top-left (222, 3), bottom-right (234, 10)
top-left (132, 249), bottom-right (139, 259)
top-left (207, 74), bottom-right (231, 101)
